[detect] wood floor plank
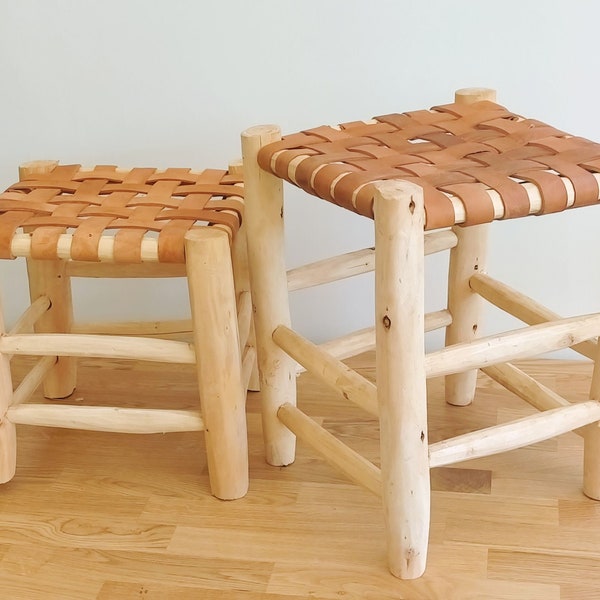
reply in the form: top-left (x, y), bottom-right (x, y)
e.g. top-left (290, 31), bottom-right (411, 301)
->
top-left (1, 354), bottom-right (599, 598)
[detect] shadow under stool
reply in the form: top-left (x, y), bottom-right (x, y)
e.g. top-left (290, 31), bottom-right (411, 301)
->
top-left (241, 88), bottom-right (600, 578)
top-left (0, 160), bottom-right (253, 500)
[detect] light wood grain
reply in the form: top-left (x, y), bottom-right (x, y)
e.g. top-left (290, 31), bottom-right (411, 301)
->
top-left (1, 352), bottom-right (599, 599)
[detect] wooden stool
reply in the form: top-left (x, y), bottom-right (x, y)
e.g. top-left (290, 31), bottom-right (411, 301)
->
top-left (241, 88), bottom-right (600, 577)
top-left (0, 160), bottom-right (253, 500)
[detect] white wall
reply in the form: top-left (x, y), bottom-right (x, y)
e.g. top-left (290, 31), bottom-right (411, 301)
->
top-left (1, 0), bottom-right (599, 356)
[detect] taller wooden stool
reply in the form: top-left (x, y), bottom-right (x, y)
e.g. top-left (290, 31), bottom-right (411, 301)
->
top-left (242, 88), bottom-right (600, 577)
top-left (0, 160), bottom-right (252, 500)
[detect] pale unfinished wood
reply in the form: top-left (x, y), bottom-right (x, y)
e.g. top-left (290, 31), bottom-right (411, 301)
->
top-left (273, 324), bottom-right (378, 416)
top-left (1, 353), bottom-right (599, 598)
top-left (14, 232), bottom-right (163, 263)
top-left (185, 227), bottom-right (248, 500)
top-left (26, 257), bottom-right (77, 400)
top-left (471, 272), bottom-right (598, 360)
top-left (236, 290), bottom-right (253, 355)
top-left (374, 179), bottom-right (429, 579)
top-left (67, 261), bottom-right (187, 278)
top-left (429, 401), bottom-right (600, 468)
top-left (426, 313), bottom-right (600, 378)
top-left (277, 402), bottom-right (382, 496)
top-left (0, 295), bottom-right (16, 483)
top-left (303, 309), bottom-right (452, 368)
top-left (583, 342), bottom-right (600, 499)
top-left (444, 88), bottom-right (496, 407)
top-left (0, 333), bottom-right (196, 364)
top-left (7, 404), bottom-right (205, 433)
top-left (72, 319), bottom-right (193, 336)
top-left (242, 125), bottom-right (297, 467)
top-left (10, 355), bottom-right (56, 407)
top-left (8, 295), bottom-right (51, 335)
top-left (286, 229), bottom-right (457, 292)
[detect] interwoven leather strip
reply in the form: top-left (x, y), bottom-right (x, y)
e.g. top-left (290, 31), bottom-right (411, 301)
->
top-left (0, 165), bottom-right (244, 262)
top-left (258, 101), bottom-right (600, 229)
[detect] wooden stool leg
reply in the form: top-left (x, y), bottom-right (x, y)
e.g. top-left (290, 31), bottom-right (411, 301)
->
top-left (185, 228), bottom-right (249, 500)
top-left (26, 259), bottom-right (77, 399)
top-left (584, 343), bottom-right (600, 500)
top-left (375, 181), bottom-right (429, 579)
top-left (20, 162), bottom-right (76, 399)
top-left (242, 125), bottom-right (297, 467)
top-left (445, 88), bottom-right (495, 407)
top-left (444, 223), bottom-right (490, 406)
top-left (0, 297), bottom-right (16, 483)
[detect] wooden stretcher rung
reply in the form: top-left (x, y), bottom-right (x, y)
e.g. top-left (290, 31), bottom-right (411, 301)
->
top-left (470, 272), bottom-right (598, 360)
top-left (312, 309), bottom-right (453, 367)
top-left (67, 261), bottom-right (187, 278)
top-left (273, 325), bottom-right (378, 416)
top-left (429, 401), bottom-right (600, 468)
top-left (10, 356), bottom-right (56, 407)
top-left (277, 402), bottom-right (382, 496)
top-left (6, 404), bottom-right (205, 434)
top-left (425, 313), bottom-right (600, 379)
top-left (286, 230), bottom-right (457, 292)
top-left (0, 333), bottom-right (196, 364)
top-left (72, 319), bottom-right (193, 336)
top-left (481, 362), bottom-right (586, 438)
top-left (9, 295), bottom-right (51, 335)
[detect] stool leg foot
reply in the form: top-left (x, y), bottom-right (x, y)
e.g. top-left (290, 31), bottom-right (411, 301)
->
top-left (26, 259), bottom-right (77, 399)
top-left (242, 125), bottom-right (297, 467)
top-left (0, 299), bottom-right (16, 483)
top-left (375, 181), bottom-right (430, 579)
top-left (185, 228), bottom-right (249, 500)
top-left (444, 223), bottom-right (490, 406)
top-left (584, 348), bottom-right (600, 500)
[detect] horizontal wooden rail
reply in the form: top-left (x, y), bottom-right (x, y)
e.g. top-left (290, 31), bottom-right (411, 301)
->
top-left (481, 362), bottom-right (585, 438)
top-left (67, 261), bottom-right (187, 278)
top-left (278, 403), bottom-right (382, 496)
top-left (11, 233), bottom-right (164, 263)
top-left (0, 334), bottom-right (196, 364)
top-left (315, 309), bottom-right (452, 364)
top-left (72, 319), bottom-right (193, 336)
top-left (429, 401), bottom-right (600, 468)
top-left (471, 272), bottom-right (597, 360)
top-left (273, 325), bottom-right (378, 416)
top-left (7, 404), bottom-right (205, 434)
top-left (286, 230), bottom-right (457, 292)
top-left (425, 313), bottom-right (600, 379)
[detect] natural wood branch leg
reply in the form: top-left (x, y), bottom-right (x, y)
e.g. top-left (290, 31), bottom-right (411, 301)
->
top-left (0, 295), bottom-right (16, 483)
top-left (584, 343), bottom-right (600, 500)
top-left (229, 159), bottom-right (260, 392)
top-left (375, 180), bottom-right (429, 580)
top-left (444, 222), bottom-right (490, 406)
top-left (242, 125), bottom-right (296, 466)
top-left (445, 89), bottom-right (495, 407)
top-left (185, 228), bottom-right (248, 500)
top-left (21, 161), bottom-right (76, 399)
top-left (26, 259), bottom-right (77, 399)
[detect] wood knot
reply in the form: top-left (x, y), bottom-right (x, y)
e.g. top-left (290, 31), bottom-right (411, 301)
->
top-left (382, 315), bottom-right (391, 329)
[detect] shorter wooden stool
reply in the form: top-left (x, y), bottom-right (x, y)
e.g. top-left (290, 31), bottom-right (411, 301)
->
top-left (0, 160), bottom-right (252, 500)
top-left (242, 88), bottom-right (600, 577)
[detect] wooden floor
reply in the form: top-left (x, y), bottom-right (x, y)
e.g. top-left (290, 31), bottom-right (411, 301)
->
top-left (1, 353), bottom-right (600, 599)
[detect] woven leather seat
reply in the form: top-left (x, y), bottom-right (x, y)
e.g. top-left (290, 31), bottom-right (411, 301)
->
top-left (0, 163), bottom-right (244, 263)
top-left (0, 160), bottom-right (252, 501)
top-left (257, 100), bottom-right (600, 229)
top-left (242, 88), bottom-right (600, 579)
